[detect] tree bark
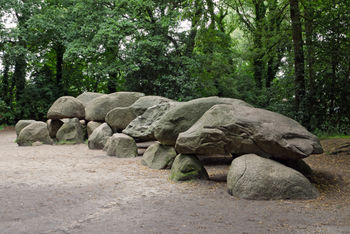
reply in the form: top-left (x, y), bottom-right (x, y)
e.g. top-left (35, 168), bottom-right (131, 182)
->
top-left (55, 44), bottom-right (65, 97)
top-left (289, 0), bottom-right (305, 113)
top-left (304, 2), bottom-right (315, 128)
top-left (252, 0), bottom-right (266, 89)
top-left (1, 55), bottom-right (10, 105)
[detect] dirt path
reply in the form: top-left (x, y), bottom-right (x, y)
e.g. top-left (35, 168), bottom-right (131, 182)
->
top-left (1, 129), bottom-right (350, 234)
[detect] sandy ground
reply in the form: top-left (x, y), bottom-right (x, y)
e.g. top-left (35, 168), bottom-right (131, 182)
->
top-left (1, 128), bottom-right (350, 234)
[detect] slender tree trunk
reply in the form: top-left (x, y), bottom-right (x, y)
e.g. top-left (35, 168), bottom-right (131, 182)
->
top-left (107, 73), bottom-right (117, 93)
top-left (289, 0), bottom-right (305, 113)
top-left (266, 57), bottom-right (274, 88)
top-left (253, 1), bottom-right (266, 89)
top-left (304, 3), bottom-right (315, 128)
top-left (1, 56), bottom-right (10, 105)
top-left (55, 44), bottom-right (65, 97)
top-left (13, 53), bottom-right (26, 105)
top-left (185, 0), bottom-right (202, 56)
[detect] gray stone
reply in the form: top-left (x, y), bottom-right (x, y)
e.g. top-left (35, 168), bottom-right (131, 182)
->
top-left (141, 142), bottom-right (177, 169)
top-left (176, 104), bottom-right (323, 161)
top-left (154, 97), bottom-right (251, 145)
top-left (47, 96), bottom-right (85, 120)
top-left (105, 96), bottom-right (174, 132)
top-left (104, 133), bottom-right (137, 158)
top-left (47, 119), bottom-right (64, 139)
top-left (169, 154), bottom-right (209, 181)
top-left (15, 120), bottom-right (36, 136)
top-left (88, 123), bottom-right (113, 149)
top-left (76, 92), bottom-right (106, 107)
top-left (130, 96), bottom-right (174, 116)
top-left (56, 118), bottom-right (85, 144)
top-left (17, 122), bottom-right (52, 146)
top-left (105, 107), bottom-right (137, 132)
top-left (227, 154), bottom-right (319, 200)
top-left (123, 102), bottom-right (178, 141)
top-left (87, 121), bottom-right (103, 137)
top-left (85, 92), bottom-right (145, 121)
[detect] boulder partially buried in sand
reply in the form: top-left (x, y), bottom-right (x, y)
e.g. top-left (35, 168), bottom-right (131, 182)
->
top-left (15, 120), bottom-right (36, 136)
top-left (227, 154), bottom-right (319, 200)
top-left (17, 122), bottom-right (52, 146)
top-left (56, 118), bottom-right (85, 144)
top-left (141, 142), bottom-right (177, 169)
top-left (104, 133), bottom-right (138, 158)
top-left (169, 154), bottom-right (209, 181)
top-left (88, 123), bottom-right (113, 149)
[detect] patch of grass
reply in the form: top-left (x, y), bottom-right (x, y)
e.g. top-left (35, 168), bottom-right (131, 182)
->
top-left (0, 124), bottom-right (6, 131)
top-left (318, 135), bottom-right (350, 140)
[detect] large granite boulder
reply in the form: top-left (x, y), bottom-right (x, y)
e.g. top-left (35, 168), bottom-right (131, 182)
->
top-left (87, 121), bottom-right (103, 137)
top-left (56, 118), bottom-right (85, 143)
top-left (176, 104), bottom-right (323, 161)
top-left (76, 92), bottom-right (105, 107)
top-left (141, 142), bottom-right (177, 169)
top-left (105, 107), bottom-right (137, 132)
top-left (103, 133), bottom-right (137, 158)
top-left (85, 92), bottom-right (145, 121)
top-left (47, 119), bottom-right (64, 139)
top-left (88, 123), bottom-right (113, 149)
top-left (227, 154), bottom-right (319, 200)
top-left (130, 96), bottom-right (174, 116)
top-left (17, 122), bottom-right (52, 146)
top-left (105, 96), bottom-right (174, 132)
top-left (169, 154), bottom-right (209, 181)
top-left (15, 120), bottom-right (36, 136)
top-left (47, 96), bottom-right (85, 120)
top-left (154, 97), bottom-right (251, 146)
top-left (123, 102), bottom-right (178, 141)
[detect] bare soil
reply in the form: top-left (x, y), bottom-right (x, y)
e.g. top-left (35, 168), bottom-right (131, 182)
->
top-left (1, 127), bottom-right (350, 234)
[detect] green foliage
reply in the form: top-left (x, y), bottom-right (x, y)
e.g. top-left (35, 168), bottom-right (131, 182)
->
top-left (0, 0), bottom-right (349, 135)
top-left (0, 99), bottom-right (15, 125)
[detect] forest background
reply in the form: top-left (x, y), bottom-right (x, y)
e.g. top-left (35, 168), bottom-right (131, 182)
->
top-left (0, 0), bottom-right (349, 136)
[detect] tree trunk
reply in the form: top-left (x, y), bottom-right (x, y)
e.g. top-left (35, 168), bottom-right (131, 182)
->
top-left (55, 44), bottom-right (65, 97)
top-left (289, 0), bottom-right (305, 113)
top-left (304, 3), bottom-right (315, 128)
top-left (107, 73), bottom-right (117, 93)
top-left (252, 1), bottom-right (266, 89)
top-left (185, 0), bottom-right (202, 56)
top-left (1, 56), bottom-right (10, 105)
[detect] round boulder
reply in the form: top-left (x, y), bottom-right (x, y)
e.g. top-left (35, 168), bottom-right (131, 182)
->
top-left (141, 142), bottom-right (177, 169)
top-left (15, 120), bottom-right (36, 136)
top-left (76, 92), bottom-right (106, 107)
top-left (87, 121), bottom-right (103, 137)
top-left (56, 118), bottom-right (85, 144)
top-left (105, 107), bottom-right (137, 132)
top-left (17, 122), bottom-right (52, 146)
top-left (104, 133), bottom-right (137, 158)
top-left (47, 96), bottom-right (85, 120)
top-left (227, 154), bottom-right (319, 200)
top-left (88, 123), bottom-right (113, 149)
top-left (169, 154), bottom-right (209, 181)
